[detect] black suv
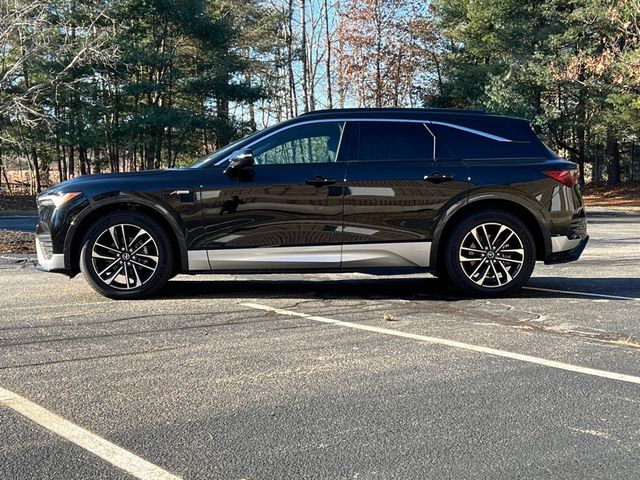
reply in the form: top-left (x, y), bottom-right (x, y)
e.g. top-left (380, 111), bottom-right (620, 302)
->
top-left (36, 108), bottom-right (588, 299)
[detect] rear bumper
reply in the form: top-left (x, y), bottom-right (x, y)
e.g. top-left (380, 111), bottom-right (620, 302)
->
top-left (545, 235), bottom-right (589, 264)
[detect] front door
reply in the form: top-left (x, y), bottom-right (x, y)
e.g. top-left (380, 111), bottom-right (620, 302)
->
top-left (342, 120), bottom-right (470, 269)
top-left (200, 121), bottom-right (347, 271)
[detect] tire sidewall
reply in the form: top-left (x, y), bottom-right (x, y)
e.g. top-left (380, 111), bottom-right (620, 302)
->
top-left (79, 212), bottom-right (173, 299)
top-left (444, 210), bottom-right (536, 297)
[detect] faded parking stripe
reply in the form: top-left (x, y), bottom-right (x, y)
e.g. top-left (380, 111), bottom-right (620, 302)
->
top-left (242, 302), bottom-right (640, 386)
top-left (0, 387), bottom-right (181, 480)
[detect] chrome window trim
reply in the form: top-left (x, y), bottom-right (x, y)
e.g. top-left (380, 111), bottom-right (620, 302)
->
top-left (334, 121), bottom-right (346, 164)
top-left (215, 119), bottom-right (347, 166)
top-left (423, 123), bottom-right (436, 160)
top-left (425, 120), bottom-right (514, 143)
top-left (214, 117), bottom-right (515, 166)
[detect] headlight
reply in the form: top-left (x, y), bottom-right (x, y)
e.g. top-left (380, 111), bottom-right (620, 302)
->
top-left (38, 192), bottom-right (82, 208)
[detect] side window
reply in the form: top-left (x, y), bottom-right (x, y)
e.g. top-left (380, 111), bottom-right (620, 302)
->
top-left (429, 124), bottom-right (545, 160)
top-left (357, 122), bottom-right (434, 162)
top-left (252, 122), bottom-right (344, 165)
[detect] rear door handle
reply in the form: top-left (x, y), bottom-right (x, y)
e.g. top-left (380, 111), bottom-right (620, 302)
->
top-left (424, 172), bottom-right (454, 183)
top-left (306, 176), bottom-right (337, 187)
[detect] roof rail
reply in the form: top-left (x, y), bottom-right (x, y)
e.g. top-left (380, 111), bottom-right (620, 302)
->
top-left (299, 107), bottom-right (489, 116)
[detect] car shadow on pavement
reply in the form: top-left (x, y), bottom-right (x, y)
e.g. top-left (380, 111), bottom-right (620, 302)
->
top-left (525, 277), bottom-right (640, 300)
top-left (156, 276), bottom-right (640, 302)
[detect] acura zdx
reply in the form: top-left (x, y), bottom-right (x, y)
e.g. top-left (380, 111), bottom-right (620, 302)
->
top-left (35, 108), bottom-right (588, 299)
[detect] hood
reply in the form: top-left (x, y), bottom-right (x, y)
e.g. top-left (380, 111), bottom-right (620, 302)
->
top-left (41, 170), bottom-right (172, 195)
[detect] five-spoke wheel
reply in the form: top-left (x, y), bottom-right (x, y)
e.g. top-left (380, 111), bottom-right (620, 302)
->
top-left (80, 212), bottom-right (173, 299)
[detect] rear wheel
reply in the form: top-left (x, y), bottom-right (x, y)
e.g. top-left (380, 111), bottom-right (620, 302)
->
top-left (79, 212), bottom-right (173, 299)
top-left (443, 210), bottom-right (535, 297)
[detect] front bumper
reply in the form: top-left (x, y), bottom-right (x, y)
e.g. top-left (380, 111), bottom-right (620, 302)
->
top-left (35, 233), bottom-right (67, 272)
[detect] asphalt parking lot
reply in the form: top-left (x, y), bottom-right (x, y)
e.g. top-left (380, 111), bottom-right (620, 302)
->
top-left (1, 209), bottom-right (639, 479)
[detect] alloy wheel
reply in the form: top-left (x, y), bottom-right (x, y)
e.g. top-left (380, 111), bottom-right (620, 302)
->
top-left (458, 222), bottom-right (525, 288)
top-left (91, 224), bottom-right (159, 290)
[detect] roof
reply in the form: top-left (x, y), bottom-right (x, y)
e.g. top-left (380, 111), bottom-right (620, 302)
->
top-left (298, 107), bottom-right (526, 123)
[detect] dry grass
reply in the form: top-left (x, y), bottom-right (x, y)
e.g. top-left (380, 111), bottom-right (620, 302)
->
top-left (0, 194), bottom-right (36, 212)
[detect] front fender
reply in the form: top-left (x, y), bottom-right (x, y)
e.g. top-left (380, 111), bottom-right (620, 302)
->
top-left (63, 194), bottom-right (189, 272)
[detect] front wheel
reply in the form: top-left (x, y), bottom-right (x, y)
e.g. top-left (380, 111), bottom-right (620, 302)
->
top-left (79, 212), bottom-right (174, 299)
top-left (443, 210), bottom-right (536, 297)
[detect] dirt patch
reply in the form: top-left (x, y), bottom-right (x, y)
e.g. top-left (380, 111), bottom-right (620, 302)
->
top-left (0, 194), bottom-right (37, 212)
top-left (583, 182), bottom-right (640, 208)
top-left (0, 230), bottom-right (35, 254)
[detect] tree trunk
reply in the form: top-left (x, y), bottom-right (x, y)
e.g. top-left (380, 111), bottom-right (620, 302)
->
top-left (55, 136), bottom-right (63, 183)
top-left (154, 129), bottom-right (163, 169)
top-left (374, 2), bottom-right (383, 107)
top-left (248, 103), bottom-right (257, 132)
top-left (30, 147), bottom-right (41, 193)
top-left (606, 129), bottom-right (620, 185)
top-left (69, 145), bottom-right (75, 179)
top-left (576, 87), bottom-right (586, 185)
top-left (286, 1), bottom-right (297, 117)
top-left (323, 0), bottom-right (333, 109)
top-left (0, 152), bottom-right (10, 194)
top-left (79, 148), bottom-right (87, 175)
top-left (300, 0), bottom-right (310, 113)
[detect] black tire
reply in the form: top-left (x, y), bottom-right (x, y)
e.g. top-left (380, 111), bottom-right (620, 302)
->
top-left (79, 211), bottom-right (174, 299)
top-left (433, 264), bottom-right (450, 283)
top-left (443, 210), bottom-right (536, 297)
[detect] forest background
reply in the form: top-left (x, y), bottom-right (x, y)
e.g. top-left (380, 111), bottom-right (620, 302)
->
top-left (2, 0), bottom-right (639, 193)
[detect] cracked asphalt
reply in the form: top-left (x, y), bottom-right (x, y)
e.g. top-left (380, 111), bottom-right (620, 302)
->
top-left (1, 209), bottom-right (639, 479)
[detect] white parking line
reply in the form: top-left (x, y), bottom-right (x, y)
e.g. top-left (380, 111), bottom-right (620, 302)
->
top-left (242, 302), bottom-right (640, 386)
top-left (0, 387), bottom-right (181, 480)
top-left (524, 286), bottom-right (640, 301)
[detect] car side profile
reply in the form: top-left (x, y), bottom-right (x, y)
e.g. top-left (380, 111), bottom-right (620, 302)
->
top-left (35, 108), bottom-right (588, 299)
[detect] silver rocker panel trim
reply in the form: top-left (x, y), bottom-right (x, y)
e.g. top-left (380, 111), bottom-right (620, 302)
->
top-left (341, 242), bottom-right (430, 268)
top-left (187, 241), bottom-right (431, 271)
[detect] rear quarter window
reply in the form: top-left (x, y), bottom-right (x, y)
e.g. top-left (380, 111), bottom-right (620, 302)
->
top-left (430, 123), bottom-right (550, 160)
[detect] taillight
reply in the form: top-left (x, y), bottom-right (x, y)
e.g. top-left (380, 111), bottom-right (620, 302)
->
top-left (543, 169), bottom-right (579, 187)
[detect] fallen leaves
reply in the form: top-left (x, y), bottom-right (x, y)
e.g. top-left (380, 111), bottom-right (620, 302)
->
top-left (0, 230), bottom-right (35, 254)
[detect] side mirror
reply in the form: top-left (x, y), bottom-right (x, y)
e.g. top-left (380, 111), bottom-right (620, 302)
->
top-left (224, 149), bottom-right (255, 181)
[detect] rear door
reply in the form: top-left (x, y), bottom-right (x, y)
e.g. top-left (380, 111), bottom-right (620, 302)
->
top-left (341, 120), bottom-right (470, 269)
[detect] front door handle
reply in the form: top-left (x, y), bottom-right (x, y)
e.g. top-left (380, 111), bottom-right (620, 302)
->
top-left (306, 176), bottom-right (337, 187)
top-left (424, 172), bottom-right (454, 183)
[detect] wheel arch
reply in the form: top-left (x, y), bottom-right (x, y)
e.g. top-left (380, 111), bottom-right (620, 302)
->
top-left (64, 197), bottom-right (188, 275)
top-left (430, 195), bottom-right (550, 269)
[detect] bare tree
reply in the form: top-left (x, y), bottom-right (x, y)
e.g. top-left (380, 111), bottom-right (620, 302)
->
top-left (334, 0), bottom-right (436, 108)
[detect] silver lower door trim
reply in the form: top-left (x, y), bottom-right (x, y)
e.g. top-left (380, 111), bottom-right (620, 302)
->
top-left (196, 245), bottom-right (341, 271)
top-left (341, 242), bottom-right (430, 268)
top-left (188, 241), bottom-right (431, 271)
